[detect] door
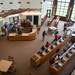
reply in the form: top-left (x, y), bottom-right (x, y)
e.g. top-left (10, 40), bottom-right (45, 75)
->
top-left (34, 16), bottom-right (38, 25)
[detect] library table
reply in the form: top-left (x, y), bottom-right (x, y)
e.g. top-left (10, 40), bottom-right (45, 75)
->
top-left (0, 60), bottom-right (12, 72)
top-left (7, 28), bottom-right (37, 41)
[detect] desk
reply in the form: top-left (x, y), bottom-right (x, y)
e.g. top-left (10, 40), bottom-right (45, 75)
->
top-left (48, 26), bottom-right (57, 30)
top-left (71, 33), bottom-right (75, 42)
top-left (31, 37), bottom-right (70, 67)
top-left (0, 60), bottom-right (12, 72)
top-left (7, 28), bottom-right (37, 41)
top-left (48, 44), bottom-right (75, 75)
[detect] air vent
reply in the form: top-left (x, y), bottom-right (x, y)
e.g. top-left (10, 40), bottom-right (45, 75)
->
top-left (9, 2), bottom-right (13, 4)
top-left (18, 2), bottom-right (21, 4)
top-left (27, 2), bottom-right (30, 4)
top-left (0, 3), bottom-right (3, 5)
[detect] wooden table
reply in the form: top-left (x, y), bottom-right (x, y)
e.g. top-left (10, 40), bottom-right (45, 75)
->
top-left (71, 33), bottom-right (75, 42)
top-left (0, 60), bottom-right (12, 72)
top-left (48, 44), bottom-right (75, 75)
top-left (7, 28), bottom-right (37, 41)
top-left (31, 37), bottom-right (70, 67)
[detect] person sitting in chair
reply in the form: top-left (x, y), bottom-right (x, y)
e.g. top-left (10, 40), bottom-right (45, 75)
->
top-left (41, 45), bottom-right (45, 51)
top-left (45, 41), bottom-right (51, 48)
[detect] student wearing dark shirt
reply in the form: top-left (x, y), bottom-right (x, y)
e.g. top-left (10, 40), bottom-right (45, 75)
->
top-left (42, 31), bottom-right (47, 41)
top-left (41, 45), bottom-right (45, 51)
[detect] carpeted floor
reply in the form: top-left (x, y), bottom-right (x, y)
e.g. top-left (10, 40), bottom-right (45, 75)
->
top-left (0, 19), bottom-right (70, 75)
top-left (0, 18), bottom-right (53, 75)
top-left (0, 37), bottom-right (50, 75)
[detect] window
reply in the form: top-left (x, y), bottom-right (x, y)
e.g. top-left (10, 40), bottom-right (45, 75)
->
top-left (18, 2), bottom-right (21, 4)
top-left (41, 0), bottom-right (53, 16)
top-left (56, 0), bottom-right (70, 16)
top-left (71, 1), bottom-right (75, 21)
top-left (26, 2), bottom-right (30, 4)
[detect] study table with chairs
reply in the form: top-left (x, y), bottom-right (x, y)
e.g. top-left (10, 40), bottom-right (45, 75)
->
top-left (31, 37), bottom-right (70, 67)
top-left (7, 28), bottom-right (37, 41)
top-left (0, 56), bottom-right (16, 75)
top-left (48, 43), bottom-right (75, 75)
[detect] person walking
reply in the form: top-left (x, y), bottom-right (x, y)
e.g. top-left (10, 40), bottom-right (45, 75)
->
top-left (42, 30), bottom-right (47, 41)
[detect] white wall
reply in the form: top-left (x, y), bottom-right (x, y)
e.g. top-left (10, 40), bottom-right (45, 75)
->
top-left (0, 0), bottom-right (42, 25)
top-left (0, 0), bottom-right (20, 11)
top-left (0, 18), bottom-right (3, 28)
top-left (20, 0), bottom-right (42, 9)
top-left (0, 0), bottom-right (42, 11)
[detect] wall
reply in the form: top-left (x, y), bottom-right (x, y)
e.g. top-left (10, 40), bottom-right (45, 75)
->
top-left (0, 0), bottom-right (20, 11)
top-left (20, 0), bottom-right (42, 9)
top-left (0, 0), bottom-right (42, 11)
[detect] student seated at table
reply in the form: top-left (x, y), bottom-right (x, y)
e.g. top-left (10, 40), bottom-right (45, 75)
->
top-left (57, 34), bottom-right (61, 39)
top-left (45, 49), bottom-right (49, 53)
top-left (7, 56), bottom-right (16, 73)
top-left (41, 45), bottom-right (45, 51)
top-left (54, 34), bottom-right (61, 41)
top-left (45, 41), bottom-right (51, 48)
top-left (51, 39), bottom-right (56, 44)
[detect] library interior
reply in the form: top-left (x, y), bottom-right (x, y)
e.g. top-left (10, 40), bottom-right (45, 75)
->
top-left (0, 0), bottom-right (75, 75)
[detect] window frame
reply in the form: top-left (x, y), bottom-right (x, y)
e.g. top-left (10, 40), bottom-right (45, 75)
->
top-left (56, 0), bottom-right (70, 16)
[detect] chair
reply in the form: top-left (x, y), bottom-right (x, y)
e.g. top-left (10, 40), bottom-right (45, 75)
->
top-left (7, 56), bottom-right (16, 73)
top-left (8, 56), bottom-right (14, 62)
top-left (0, 27), bottom-right (5, 37)
top-left (41, 45), bottom-right (45, 51)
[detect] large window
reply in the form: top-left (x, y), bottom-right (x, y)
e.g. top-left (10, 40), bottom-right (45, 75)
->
top-left (56, 0), bottom-right (70, 16)
top-left (41, 0), bottom-right (53, 16)
top-left (71, 1), bottom-right (75, 21)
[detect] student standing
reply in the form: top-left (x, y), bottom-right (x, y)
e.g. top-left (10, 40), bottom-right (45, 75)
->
top-left (42, 30), bottom-right (47, 41)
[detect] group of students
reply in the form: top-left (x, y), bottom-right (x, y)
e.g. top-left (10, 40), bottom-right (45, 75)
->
top-left (41, 29), bottom-right (61, 52)
top-left (41, 41), bottom-right (51, 52)
top-left (42, 30), bottom-right (61, 41)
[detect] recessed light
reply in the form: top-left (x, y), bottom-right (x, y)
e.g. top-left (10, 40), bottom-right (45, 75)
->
top-left (27, 2), bottom-right (30, 4)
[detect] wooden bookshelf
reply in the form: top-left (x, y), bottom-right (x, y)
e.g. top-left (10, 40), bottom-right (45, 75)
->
top-left (31, 37), bottom-right (70, 67)
top-left (48, 43), bottom-right (75, 75)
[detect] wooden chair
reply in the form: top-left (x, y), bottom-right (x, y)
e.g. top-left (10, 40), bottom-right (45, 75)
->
top-left (7, 56), bottom-right (16, 73)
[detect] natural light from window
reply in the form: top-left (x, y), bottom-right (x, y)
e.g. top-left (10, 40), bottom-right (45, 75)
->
top-left (56, 0), bottom-right (70, 16)
top-left (71, 1), bottom-right (75, 21)
top-left (41, 0), bottom-right (53, 17)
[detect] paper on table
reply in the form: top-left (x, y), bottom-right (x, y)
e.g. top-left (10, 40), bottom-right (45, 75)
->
top-left (0, 60), bottom-right (12, 72)
top-left (9, 33), bottom-right (16, 36)
top-left (22, 33), bottom-right (29, 36)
